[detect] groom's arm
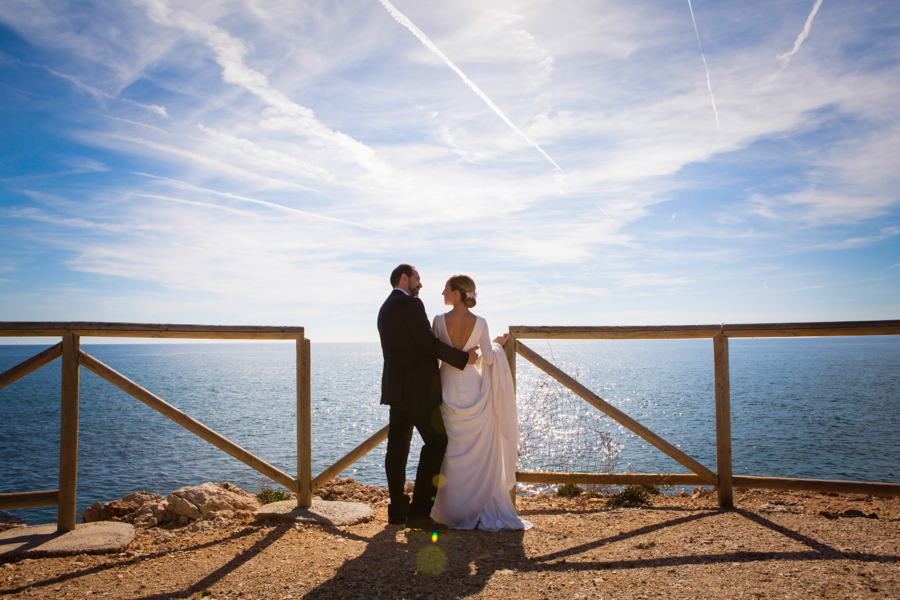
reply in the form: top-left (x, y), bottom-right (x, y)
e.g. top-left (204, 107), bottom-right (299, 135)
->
top-left (403, 297), bottom-right (471, 371)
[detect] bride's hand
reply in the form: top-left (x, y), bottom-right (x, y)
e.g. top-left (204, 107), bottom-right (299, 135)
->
top-left (493, 333), bottom-right (511, 347)
top-left (467, 346), bottom-right (480, 364)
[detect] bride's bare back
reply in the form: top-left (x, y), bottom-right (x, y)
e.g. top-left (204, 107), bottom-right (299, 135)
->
top-left (444, 310), bottom-right (477, 350)
top-left (441, 277), bottom-right (479, 350)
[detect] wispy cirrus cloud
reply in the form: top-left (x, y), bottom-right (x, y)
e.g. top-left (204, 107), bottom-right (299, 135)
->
top-left (134, 173), bottom-right (384, 231)
top-left (140, 0), bottom-right (393, 178)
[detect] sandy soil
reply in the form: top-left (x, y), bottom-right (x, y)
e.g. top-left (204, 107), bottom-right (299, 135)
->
top-left (2, 486), bottom-right (898, 600)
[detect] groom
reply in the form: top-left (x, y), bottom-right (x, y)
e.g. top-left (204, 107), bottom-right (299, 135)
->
top-left (378, 264), bottom-right (477, 529)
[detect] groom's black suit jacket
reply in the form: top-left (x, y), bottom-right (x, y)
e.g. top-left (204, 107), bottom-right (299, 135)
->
top-left (378, 289), bottom-right (469, 415)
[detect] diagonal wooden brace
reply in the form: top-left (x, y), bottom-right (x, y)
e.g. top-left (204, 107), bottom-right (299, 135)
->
top-left (516, 341), bottom-right (718, 486)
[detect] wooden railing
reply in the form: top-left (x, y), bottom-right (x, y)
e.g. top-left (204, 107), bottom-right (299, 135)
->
top-left (507, 320), bottom-right (900, 507)
top-left (0, 322), bottom-right (320, 532)
top-left (3, 319), bottom-right (898, 531)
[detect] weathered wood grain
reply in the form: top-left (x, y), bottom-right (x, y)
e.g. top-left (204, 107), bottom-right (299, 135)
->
top-left (714, 334), bottom-right (733, 508)
top-left (0, 342), bottom-right (62, 391)
top-left (0, 490), bottom-right (59, 510)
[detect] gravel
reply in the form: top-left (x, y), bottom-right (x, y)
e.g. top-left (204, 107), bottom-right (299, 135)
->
top-left (1, 483), bottom-right (898, 599)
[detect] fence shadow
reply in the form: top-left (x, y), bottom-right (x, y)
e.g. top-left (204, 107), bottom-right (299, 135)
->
top-left (1, 524), bottom-right (270, 596)
top-left (523, 507), bottom-right (899, 573)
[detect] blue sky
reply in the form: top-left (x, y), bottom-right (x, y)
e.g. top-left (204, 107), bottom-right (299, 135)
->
top-left (1, 0), bottom-right (898, 342)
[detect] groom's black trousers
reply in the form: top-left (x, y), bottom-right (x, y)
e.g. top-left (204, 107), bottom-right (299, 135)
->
top-left (385, 404), bottom-right (448, 520)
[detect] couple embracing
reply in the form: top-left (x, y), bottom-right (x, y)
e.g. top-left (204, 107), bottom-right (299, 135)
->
top-left (377, 264), bottom-right (532, 532)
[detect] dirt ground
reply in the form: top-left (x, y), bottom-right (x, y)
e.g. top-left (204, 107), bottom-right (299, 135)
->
top-left (2, 487), bottom-right (898, 600)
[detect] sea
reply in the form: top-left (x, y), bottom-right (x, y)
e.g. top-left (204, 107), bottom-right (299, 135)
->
top-left (2, 337), bottom-right (898, 525)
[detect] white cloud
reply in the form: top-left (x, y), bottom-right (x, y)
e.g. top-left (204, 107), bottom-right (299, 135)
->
top-left (140, 0), bottom-right (394, 179)
top-left (376, 0), bottom-right (563, 172)
top-left (1, 0), bottom-right (899, 338)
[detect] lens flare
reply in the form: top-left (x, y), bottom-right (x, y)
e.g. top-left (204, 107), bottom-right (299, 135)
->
top-left (432, 473), bottom-right (446, 488)
top-left (416, 544), bottom-right (447, 576)
top-left (431, 530), bottom-right (438, 543)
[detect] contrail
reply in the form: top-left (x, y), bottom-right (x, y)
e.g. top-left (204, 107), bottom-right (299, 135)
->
top-left (687, 0), bottom-right (721, 135)
top-left (134, 173), bottom-right (384, 232)
top-left (138, 194), bottom-right (262, 218)
top-left (29, 61), bottom-right (169, 117)
top-left (377, 0), bottom-right (563, 172)
top-left (778, 0), bottom-right (824, 67)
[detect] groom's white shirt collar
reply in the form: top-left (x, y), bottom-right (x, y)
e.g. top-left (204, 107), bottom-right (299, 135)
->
top-left (393, 287), bottom-right (410, 296)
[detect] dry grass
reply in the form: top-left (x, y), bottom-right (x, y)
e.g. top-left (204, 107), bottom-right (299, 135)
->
top-left (2, 486), bottom-right (898, 600)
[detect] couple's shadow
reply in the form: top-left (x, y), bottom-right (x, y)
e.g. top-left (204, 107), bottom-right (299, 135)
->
top-left (302, 524), bottom-right (526, 599)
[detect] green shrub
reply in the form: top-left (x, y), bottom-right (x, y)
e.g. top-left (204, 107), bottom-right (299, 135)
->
top-left (606, 485), bottom-right (652, 507)
top-left (256, 486), bottom-right (290, 504)
top-left (557, 483), bottom-right (583, 497)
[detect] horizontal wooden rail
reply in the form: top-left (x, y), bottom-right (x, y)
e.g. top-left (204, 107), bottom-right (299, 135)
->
top-left (0, 490), bottom-right (59, 510)
top-left (510, 325), bottom-right (723, 340)
top-left (723, 321), bottom-right (900, 338)
top-left (516, 472), bottom-right (707, 486)
top-left (516, 341), bottom-right (718, 486)
top-left (311, 425), bottom-right (390, 491)
top-left (0, 322), bottom-right (304, 339)
top-left (510, 319), bottom-right (900, 340)
top-left (515, 472), bottom-right (900, 496)
top-left (733, 475), bottom-right (900, 497)
top-left (0, 342), bottom-right (62, 391)
top-left (78, 350), bottom-right (299, 493)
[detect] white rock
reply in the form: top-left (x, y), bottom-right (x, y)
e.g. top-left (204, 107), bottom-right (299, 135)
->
top-left (168, 483), bottom-right (261, 518)
top-left (168, 496), bottom-right (201, 520)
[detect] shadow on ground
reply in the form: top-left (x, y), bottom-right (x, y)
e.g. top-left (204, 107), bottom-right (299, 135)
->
top-left (303, 525), bottom-right (526, 599)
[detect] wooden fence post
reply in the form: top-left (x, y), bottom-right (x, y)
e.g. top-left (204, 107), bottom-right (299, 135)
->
top-left (297, 337), bottom-right (312, 508)
top-left (505, 333), bottom-right (517, 506)
top-left (504, 333), bottom-right (517, 393)
top-left (714, 333), bottom-right (733, 508)
top-left (58, 331), bottom-right (80, 532)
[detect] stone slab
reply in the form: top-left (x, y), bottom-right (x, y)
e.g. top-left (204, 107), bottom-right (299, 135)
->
top-left (254, 498), bottom-right (374, 526)
top-left (0, 522), bottom-right (135, 558)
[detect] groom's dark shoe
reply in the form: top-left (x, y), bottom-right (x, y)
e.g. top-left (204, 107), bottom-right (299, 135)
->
top-left (387, 495), bottom-right (410, 525)
top-left (405, 516), bottom-right (449, 531)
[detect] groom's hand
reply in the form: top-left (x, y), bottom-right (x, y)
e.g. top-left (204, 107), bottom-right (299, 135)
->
top-left (467, 347), bottom-right (479, 364)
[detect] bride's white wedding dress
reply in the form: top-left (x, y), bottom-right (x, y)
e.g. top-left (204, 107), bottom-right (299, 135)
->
top-left (430, 314), bottom-right (533, 531)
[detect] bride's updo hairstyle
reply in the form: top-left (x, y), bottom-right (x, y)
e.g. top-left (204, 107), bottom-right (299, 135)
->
top-left (448, 275), bottom-right (477, 308)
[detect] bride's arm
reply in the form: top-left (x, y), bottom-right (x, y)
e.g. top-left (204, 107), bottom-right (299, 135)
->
top-left (479, 318), bottom-right (494, 366)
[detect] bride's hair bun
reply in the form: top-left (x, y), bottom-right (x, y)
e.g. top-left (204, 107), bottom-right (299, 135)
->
top-left (448, 274), bottom-right (476, 308)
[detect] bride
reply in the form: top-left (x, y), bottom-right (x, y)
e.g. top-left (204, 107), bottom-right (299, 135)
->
top-left (430, 274), bottom-right (532, 531)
